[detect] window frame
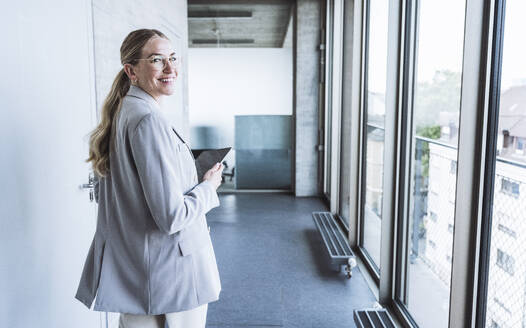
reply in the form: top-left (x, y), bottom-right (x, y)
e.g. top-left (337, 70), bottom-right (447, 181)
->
top-left (355, 0), bottom-right (382, 283)
top-left (322, 0), bottom-right (333, 201)
top-left (322, 0), bottom-right (345, 213)
top-left (474, 0), bottom-right (507, 326)
top-left (329, 0), bottom-right (345, 213)
top-left (337, 0), bottom-right (506, 326)
top-left (350, 0), bottom-right (503, 327)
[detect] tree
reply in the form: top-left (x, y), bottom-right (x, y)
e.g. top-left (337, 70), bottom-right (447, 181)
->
top-left (416, 125), bottom-right (441, 178)
top-left (414, 70), bottom-right (461, 129)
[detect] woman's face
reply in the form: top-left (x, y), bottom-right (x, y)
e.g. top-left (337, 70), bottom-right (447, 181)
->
top-left (126, 37), bottom-right (178, 101)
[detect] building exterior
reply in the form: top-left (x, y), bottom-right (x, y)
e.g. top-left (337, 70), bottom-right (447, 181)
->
top-left (423, 142), bottom-right (457, 285)
top-left (424, 85), bottom-right (526, 328)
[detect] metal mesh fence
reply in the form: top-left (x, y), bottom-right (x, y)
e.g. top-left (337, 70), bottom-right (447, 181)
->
top-left (363, 128), bottom-right (526, 327)
top-left (409, 138), bottom-right (457, 287)
top-left (413, 138), bottom-right (526, 328)
top-left (486, 163), bottom-right (526, 328)
top-left (418, 141), bottom-right (456, 287)
top-left (405, 138), bottom-right (455, 328)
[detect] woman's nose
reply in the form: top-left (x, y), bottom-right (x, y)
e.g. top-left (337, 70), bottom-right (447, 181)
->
top-left (164, 65), bottom-right (178, 78)
top-left (163, 61), bottom-right (177, 75)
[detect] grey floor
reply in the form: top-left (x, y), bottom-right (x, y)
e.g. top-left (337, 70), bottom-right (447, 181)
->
top-left (205, 193), bottom-right (377, 328)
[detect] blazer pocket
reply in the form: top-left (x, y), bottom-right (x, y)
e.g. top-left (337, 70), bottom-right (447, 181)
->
top-left (178, 230), bottom-right (211, 256)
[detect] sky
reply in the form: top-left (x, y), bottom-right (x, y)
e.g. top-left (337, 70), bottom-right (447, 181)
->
top-left (367, 0), bottom-right (526, 93)
top-left (500, 0), bottom-right (526, 90)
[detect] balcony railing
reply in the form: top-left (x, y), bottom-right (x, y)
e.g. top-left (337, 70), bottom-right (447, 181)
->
top-left (364, 123), bottom-right (526, 327)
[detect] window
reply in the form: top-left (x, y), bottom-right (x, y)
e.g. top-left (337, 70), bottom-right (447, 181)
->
top-left (484, 2), bottom-right (526, 327)
top-left (429, 211), bottom-right (438, 222)
top-left (497, 224), bottom-right (516, 238)
top-left (359, 0), bottom-right (389, 271)
top-left (516, 137), bottom-right (524, 154)
top-left (404, 0), bottom-right (466, 327)
top-left (501, 178), bottom-right (520, 197)
top-left (490, 320), bottom-right (501, 328)
top-left (340, 0), bottom-right (524, 326)
top-left (496, 249), bottom-right (515, 275)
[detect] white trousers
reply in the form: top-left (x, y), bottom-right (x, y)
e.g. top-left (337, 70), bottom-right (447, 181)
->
top-left (118, 303), bottom-right (208, 328)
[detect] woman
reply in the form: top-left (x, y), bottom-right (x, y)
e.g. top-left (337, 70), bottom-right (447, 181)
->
top-left (76, 29), bottom-right (223, 328)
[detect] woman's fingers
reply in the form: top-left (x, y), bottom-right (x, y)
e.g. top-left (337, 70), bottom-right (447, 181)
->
top-left (203, 163), bottom-right (224, 189)
top-left (211, 163), bottom-right (223, 173)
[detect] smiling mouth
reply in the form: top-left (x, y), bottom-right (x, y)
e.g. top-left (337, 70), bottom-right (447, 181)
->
top-left (159, 77), bottom-right (176, 83)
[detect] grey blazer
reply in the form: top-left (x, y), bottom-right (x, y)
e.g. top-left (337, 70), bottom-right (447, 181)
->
top-left (75, 85), bottom-right (221, 315)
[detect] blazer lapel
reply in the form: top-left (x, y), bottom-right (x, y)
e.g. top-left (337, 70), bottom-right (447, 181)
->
top-left (172, 127), bottom-right (185, 143)
top-left (172, 128), bottom-right (196, 161)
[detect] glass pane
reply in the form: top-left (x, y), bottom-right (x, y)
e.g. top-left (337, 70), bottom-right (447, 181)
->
top-left (406, 0), bottom-right (466, 326)
top-left (361, 0), bottom-right (389, 269)
top-left (485, 1), bottom-right (526, 327)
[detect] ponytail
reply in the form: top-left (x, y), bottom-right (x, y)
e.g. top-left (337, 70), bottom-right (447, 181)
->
top-left (86, 69), bottom-right (130, 177)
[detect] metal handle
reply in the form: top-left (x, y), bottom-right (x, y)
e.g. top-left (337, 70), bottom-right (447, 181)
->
top-left (79, 172), bottom-right (95, 189)
top-left (80, 183), bottom-right (94, 189)
top-left (79, 173), bottom-right (95, 202)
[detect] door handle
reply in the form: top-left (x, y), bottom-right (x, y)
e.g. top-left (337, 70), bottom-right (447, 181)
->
top-left (79, 173), bottom-right (95, 202)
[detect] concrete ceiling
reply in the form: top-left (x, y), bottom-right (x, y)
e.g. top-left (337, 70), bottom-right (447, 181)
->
top-left (188, 0), bottom-right (294, 48)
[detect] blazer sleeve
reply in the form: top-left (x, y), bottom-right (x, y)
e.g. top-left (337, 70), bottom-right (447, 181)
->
top-left (130, 113), bottom-right (220, 235)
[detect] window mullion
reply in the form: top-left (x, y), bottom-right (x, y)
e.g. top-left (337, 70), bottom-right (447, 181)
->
top-left (448, 0), bottom-right (497, 327)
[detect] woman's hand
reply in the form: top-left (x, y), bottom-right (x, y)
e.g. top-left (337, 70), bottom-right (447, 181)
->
top-left (203, 163), bottom-right (224, 190)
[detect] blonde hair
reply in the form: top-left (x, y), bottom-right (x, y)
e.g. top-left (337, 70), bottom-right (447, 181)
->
top-left (87, 29), bottom-right (168, 177)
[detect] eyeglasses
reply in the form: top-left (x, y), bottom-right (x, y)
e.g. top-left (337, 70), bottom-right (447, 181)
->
top-left (135, 55), bottom-right (181, 71)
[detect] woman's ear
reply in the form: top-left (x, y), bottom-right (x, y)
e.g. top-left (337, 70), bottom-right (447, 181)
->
top-left (123, 63), bottom-right (137, 84)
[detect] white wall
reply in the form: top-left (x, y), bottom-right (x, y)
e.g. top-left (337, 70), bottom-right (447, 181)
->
top-left (0, 1), bottom-right (189, 327)
top-left (188, 48), bottom-right (293, 148)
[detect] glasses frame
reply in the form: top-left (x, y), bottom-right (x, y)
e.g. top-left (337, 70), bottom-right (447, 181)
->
top-left (133, 55), bottom-right (182, 71)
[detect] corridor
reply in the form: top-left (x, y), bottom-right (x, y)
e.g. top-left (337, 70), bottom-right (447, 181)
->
top-left (206, 193), bottom-right (376, 327)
